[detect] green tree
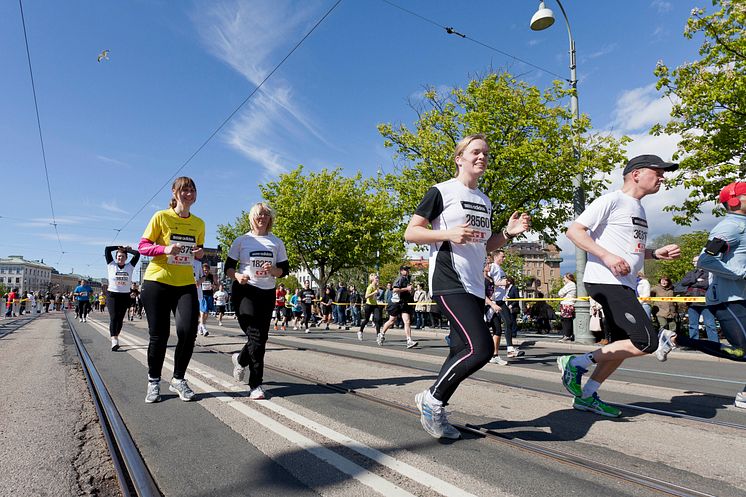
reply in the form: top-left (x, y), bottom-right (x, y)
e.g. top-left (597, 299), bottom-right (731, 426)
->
top-left (378, 72), bottom-right (630, 242)
top-left (646, 231), bottom-right (710, 284)
top-left (217, 167), bottom-right (404, 289)
top-left (653, 0), bottom-right (745, 224)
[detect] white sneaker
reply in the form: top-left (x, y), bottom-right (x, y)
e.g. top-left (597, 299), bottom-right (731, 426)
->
top-left (655, 329), bottom-right (677, 362)
top-left (357, 331), bottom-right (363, 341)
top-left (414, 390), bottom-right (461, 439)
top-left (293, 326), bottom-right (298, 331)
top-left (735, 392), bottom-right (746, 409)
top-left (83, 317), bottom-right (87, 323)
top-left (218, 321), bottom-right (223, 326)
top-left (169, 378), bottom-right (195, 401)
top-left (232, 353), bottom-right (246, 382)
top-left (202, 326), bottom-right (209, 337)
top-left (111, 338), bottom-right (119, 352)
top-left (376, 333), bottom-right (385, 346)
top-left (406, 340), bottom-right (418, 349)
top-left (249, 385), bottom-right (266, 400)
top-left (489, 355), bottom-right (508, 365)
top-left (506, 349), bottom-right (524, 358)
top-left (145, 382), bottom-right (160, 403)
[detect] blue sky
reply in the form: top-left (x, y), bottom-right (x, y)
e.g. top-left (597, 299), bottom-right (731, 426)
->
top-left (0, 0), bottom-right (719, 280)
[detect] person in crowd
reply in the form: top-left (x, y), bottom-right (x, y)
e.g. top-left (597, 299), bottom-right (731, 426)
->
top-left (558, 154), bottom-right (681, 417)
top-left (73, 279), bottom-right (93, 323)
top-left (213, 283), bottom-right (229, 327)
top-left (505, 277), bottom-right (521, 339)
top-left (289, 287), bottom-right (303, 330)
top-left (589, 297), bottom-right (608, 344)
top-left (104, 245), bottom-right (140, 351)
top-left (138, 176), bottom-right (205, 403)
top-left (558, 273), bottom-right (577, 342)
top-left (359, 273), bottom-right (382, 341)
top-left (657, 182), bottom-right (746, 409)
top-left (377, 266), bottom-right (418, 348)
top-left (650, 275), bottom-right (678, 332)
top-left (226, 202), bottom-right (289, 400)
top-left (349, 285), bottom-right (361, 328)
top-left (128, 283), bottom-right (141, 321)
top-left (319, 286), bottom-right (334, 330)
top-left (678, 256), bottom-right (719, 342)
top-left (405, 133), bottom-right (530, 438)
top-left (199, 262), bottom-right (216, 336)
top-left (413, 283), bottom-right (429, 330)
top-left (335, 281), bottom-right (349, 329)
top-left (637, 272), bottom-right (652, 319)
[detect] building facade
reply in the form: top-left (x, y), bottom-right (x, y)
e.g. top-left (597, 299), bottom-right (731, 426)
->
top-left (506, 242), bottom-right (563, 298)
top-left (0, 255), bottom-right (53, 294)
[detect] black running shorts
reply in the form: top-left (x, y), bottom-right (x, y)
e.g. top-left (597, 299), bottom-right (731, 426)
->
top-left (585, 283), bottom-right (658, 353)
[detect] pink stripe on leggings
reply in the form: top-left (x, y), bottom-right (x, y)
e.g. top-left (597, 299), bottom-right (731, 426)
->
top-left (432, 295), bottom-right (474, 393)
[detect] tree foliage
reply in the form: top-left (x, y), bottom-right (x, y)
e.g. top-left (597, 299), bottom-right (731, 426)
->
top-left (653, 0), bottom-right (746, 224)
top-left (216, 167), bottom-right (404, 289)
top-left (377, 72), bottom-right (630, 242)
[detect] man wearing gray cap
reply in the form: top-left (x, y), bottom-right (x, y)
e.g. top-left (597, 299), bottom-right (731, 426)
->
top-left (557, 154), bottom-right (682, 417)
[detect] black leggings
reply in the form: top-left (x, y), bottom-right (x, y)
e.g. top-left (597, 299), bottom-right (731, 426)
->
top-left (77, 300), bottom-right (90, 319)
top-left (232, 282), bottom-right (275, 389)
top-left (141, 280), bottom-right (199, 381)
top-left (676, 301), bottom-right (746, 362)
top-left (107, 291), bottom-right (130, 337)
top-left (430, 293), bottom-right (493, 404)
top-left (487, 303), bottom-right (514, 347)
top-left (302, 303), bottom-right (313, 327)
top-left (360, 304), bottom-right (382, 333)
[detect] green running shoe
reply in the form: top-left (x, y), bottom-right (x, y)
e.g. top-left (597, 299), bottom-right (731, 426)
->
top-left (573, 393), bottom-right (621, 418)
top-left (557, 355), bottom-right (585, 397)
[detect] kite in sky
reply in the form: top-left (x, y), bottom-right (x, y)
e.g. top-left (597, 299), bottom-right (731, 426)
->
top-left (97, 50), bottom-right (110, 62)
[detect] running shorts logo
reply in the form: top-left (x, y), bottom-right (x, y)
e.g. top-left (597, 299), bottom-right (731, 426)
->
top-left (625, 312), bottom-right (636, 324)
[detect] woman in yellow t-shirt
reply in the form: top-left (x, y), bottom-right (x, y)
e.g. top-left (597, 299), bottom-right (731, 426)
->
top-left (138, 176), bottom-right (205, 404)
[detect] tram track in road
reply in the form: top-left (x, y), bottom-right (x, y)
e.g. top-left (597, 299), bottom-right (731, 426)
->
top-left (0, 314), bottom-right (38, 338)
top-left (75, 315), bottom-right (737, 496)
top-left (262, 332), bottom-right (746, 432)
top-left (64, 313), bottom-right (161, 497)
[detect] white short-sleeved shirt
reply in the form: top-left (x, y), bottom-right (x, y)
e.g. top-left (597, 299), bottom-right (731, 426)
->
top-left (107, 262), bottom-right (135, 293)
top-left (575, 190), bottom-right (647, 290)
top-left (193, 260), bottom-right (204, 301)
top-left (228, 232), bottom-right (288, 291)
top-left (415, 178), bottom-right (492, 299)
top-left (488, 263), bottom-right (507, 301)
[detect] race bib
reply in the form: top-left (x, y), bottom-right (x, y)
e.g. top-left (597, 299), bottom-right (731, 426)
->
top-left (462, 201), bottom-right (491, 244)
top-left (114, 271), bottom-right (129, 284)
top-left (629, 217), bottom-right (648, 254)
top-left (246, 250), bottom-right (274, 280)
top-left (201, 281), bottom-right (213, 291)
top-left (167, 233), bottom-right (196, 266)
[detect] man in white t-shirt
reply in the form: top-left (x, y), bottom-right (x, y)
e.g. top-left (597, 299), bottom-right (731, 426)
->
top-left (557, 154), bottom-right (681, 417)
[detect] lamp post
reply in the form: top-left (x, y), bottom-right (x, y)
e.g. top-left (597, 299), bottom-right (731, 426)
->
top-left (530, 0), bottom-right (592, 343)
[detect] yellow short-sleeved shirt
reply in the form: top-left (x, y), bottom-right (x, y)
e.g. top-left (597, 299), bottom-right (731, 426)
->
top-left (365, 283), bottom-right (378, 305)
top-left (142, 208), bottom-right (205, 286)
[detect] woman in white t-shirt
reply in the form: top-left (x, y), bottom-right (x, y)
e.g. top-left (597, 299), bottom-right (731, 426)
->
top-left (558, 273), bottom-right (577, 342)
top-left (213, 284), bottom-right (229, 326)
top-left (225, 203), bottom-right (289, 400)
top-left (104, 245), bottom-right (140, 351)
top-left (404, 133), bottom-right (530, 439)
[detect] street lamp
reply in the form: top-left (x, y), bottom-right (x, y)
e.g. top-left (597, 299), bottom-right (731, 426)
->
top-left (530, 0), bottom-right (592, 343)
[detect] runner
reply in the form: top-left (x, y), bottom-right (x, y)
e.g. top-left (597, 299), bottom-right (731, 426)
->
top-left (213, 283), bottom-right (229, 326)
top-left (73, 279), bottom-right (93, 323)
top-left (138, 176), bottom-right (205, 403)
top-left (225, 202), bottom-right (289, 400)
top-left (289, 288), bottom-right (303, 330)
top-left (193, 259), bottom-right (205, 335)
top-left (656, 182), bottom-right (746, 409)
top-left (300, 280), bottom-right (315, 332)
top-left (199, 262), bottom-right (216, 336)
top-left (273, 283), bottom-right (288, 331)
top-left (377, 266), bottom-right (418, 349)
top-left (405, 133), bottom-right (530, 438)
top-left (128, 283), bottom-right (141, 321)
top-left (359, 273), bottom-right (382, 341)
top-left (558, 154), bottom-right (681, 417)
top-left (104, 245), bottom-right (140, 351)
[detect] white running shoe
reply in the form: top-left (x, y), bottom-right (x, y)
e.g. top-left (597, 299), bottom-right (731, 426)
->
top-left (376, 333), bottom-right (385, 346)
top-left (218, 321), bottom-right (223, 326)
top-left (111, 338), bottom-right (119, 352)
top-left (357, 331), bottom-right (363, 341)
top-left (489, 356), bottom-right (508, 365)
top-left (202, 326), bottom-right (209, 337)
top-left (145, 382), bottom-right (160, 403)
top-left (232, 353), bottom-right (246, 382)
top-left (414, 390), bottom-right (461, 439)
top-left (169, 378), bottom-right (195, 401)
top-left (655, 329), bottom-right (677, 362)
top-left (734, 392), bottom-right (746, 409)
top-left (249, 385), bottom-right (266, 400)
top-left (406, 340), bottom-right (418, 349)
top-left (506, 349), bottom-right (525, 358)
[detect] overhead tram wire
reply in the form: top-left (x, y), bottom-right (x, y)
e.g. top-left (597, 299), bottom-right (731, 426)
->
top-left (112, 0), bottom-right (344, 242)
top-left (18, 0), bottom-right (65, 257)
top-left (379, 0), bottom-right (568, 82)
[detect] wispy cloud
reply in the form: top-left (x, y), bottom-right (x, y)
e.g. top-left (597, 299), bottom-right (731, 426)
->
top-left (651, 0), bottom-right (673, 13)
top-left (608, 83), bottom-right (678, 132)
top-left (100, 201), bottom-right (129, 215)
top-left (585, 43), bottom-right (618, 60)
top-left (97, 155), bottom-right (130, 168)
top-left (191, 1), bottom-right (332, 177)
